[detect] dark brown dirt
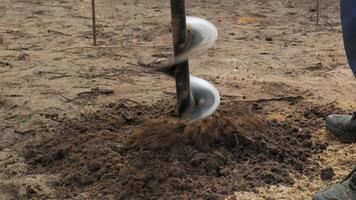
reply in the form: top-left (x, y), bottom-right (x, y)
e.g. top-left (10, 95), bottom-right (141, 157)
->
top-left (320, 167), bottom-right (335, 180)
top-left (24, 97), bottom-right (336, 199)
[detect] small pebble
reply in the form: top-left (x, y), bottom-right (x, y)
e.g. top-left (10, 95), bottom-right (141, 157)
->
top-left (87, 161), bottom-right (102, 172)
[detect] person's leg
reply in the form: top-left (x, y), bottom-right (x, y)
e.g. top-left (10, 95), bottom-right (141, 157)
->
top-left (340, 0), bottom-right (356, 77)
top-left (313, 2), bottom-right (356, 200)
top-left (324, 0), bottom-right (356, 143)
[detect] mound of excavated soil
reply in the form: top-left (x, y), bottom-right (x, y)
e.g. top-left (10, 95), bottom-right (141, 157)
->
top-left (24, 97), bottom-right (333, 199)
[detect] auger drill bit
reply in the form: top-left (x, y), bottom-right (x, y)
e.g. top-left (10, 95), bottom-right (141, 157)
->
top-left (156, 1), bottom-right (220, 123)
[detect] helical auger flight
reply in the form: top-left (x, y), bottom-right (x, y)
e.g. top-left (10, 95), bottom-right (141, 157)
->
top-left (154, 16), bottom-right (220, 123)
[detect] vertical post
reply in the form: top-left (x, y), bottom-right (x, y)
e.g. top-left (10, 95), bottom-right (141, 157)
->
top-left (170, 0), bottom-right (193, 118)
top-left (316, 0), bottom-right (320, 26)
top-left (91, 0), bottom-right (97, 46)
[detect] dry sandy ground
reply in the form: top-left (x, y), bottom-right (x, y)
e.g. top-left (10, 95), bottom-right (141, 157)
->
top-left (1, 0), bottom-right (356, 199)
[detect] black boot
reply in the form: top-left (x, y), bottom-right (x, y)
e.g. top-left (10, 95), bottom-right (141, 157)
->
top-left (325, 112), bottom-right (356, 142)
top-left (313, 168), bottom-right (356, 200)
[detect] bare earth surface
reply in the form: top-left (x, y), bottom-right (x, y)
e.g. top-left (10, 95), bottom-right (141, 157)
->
top-left (1, 0), bottom-right (356, 199)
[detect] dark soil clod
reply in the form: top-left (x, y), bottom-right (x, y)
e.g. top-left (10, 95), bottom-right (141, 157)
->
top-left (320, 167), bottom-right (335, 180)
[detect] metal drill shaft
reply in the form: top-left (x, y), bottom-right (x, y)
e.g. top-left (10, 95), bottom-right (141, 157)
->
top-left (170, 0), bottom-right (194, 118)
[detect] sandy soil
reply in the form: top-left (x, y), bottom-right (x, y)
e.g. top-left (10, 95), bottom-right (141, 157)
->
top-left (1, 0), bottom-right (356, 199)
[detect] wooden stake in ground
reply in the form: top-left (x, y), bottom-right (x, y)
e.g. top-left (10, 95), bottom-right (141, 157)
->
top-left (91, 0), bottom-right (97, 46)
top-left (170, 0), bottom-right (193, 118)
top-left (316, 0), bottom-right (320, 26)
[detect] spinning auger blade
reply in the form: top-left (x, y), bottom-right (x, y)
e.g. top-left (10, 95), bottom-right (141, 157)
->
top-left (175, 16), bottom-right (220, 122)
top-left (152, 1), bottom-right (220, 123)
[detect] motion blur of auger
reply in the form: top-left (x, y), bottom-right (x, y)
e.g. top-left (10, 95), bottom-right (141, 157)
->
top-left (154, 0), bottom-right (220, 123)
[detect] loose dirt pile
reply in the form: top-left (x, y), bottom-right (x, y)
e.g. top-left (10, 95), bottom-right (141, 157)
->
top-left (2, 0), bottom-right (356, 199)
top-left (24, 97), bottom-right (334, 199)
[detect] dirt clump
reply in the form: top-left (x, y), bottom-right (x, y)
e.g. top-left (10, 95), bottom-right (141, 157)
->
top-left (320, 167), bottom-right (335, 180)
top-left (130, 105), bottom-right (270, 152)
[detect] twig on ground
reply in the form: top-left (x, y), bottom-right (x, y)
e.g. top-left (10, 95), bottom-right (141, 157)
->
top-left (47, 29), bottom-right (72, 36)
top-left (14, 129), bottom-right (36, 135)
top-left (4, 94), bottom-right (23, 97)
top-left (77, 88), bottom-right (114, 96)
top-left (57, 94), bottom-right (82, 104)
top-left (8, 105), bottom-right (17, 111)
top-left (56, 45), bottom-right (167, 51)
top-left (2, 47), bottom-right (29, 51)
top-left (222, 95), bottom-right (304, 103)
